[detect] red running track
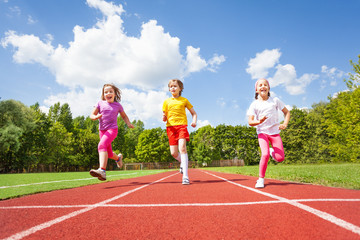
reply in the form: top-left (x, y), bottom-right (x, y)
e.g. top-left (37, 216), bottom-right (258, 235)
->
top-left (1, 169), bottom-right (360, 240)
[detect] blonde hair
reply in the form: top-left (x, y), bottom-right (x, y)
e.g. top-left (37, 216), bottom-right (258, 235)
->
top-left (168, 79), bottom-right (184, 96)
top-left (101, 83), bottom-right (121, 102)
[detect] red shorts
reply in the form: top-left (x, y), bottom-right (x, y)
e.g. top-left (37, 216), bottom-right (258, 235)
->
top-left (166, 125), bottom-right (190, 145)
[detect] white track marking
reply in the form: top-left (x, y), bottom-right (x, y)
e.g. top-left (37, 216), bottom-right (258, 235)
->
top-left (2, 198), bottom-right (359, 210)
top-left (203, 171), bottom-right (360, 236)
top-left (0, 173), bottom-right (140, 189)
top-left (3, 172), bottom-right (178, 240)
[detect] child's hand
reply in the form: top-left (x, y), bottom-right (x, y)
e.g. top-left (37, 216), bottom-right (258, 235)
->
top-left (279, 124), bottom-right (287, 130)
top-left (191, 122), bottom-right (197, 128)
top-left (128, 123), bottom-right (135, 129)
top-left (162, 115), bottom-right (167, 122)
top-left (94, 114), bottom-right (102, 120)
top-left (259, 116), bottom-right (267, 124)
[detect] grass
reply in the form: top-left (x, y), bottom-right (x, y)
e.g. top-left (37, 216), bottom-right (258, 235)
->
top-left (205, 163), bottom-right (360, 190)
top-left (1, 163), bottom-right (358, 200)
top-left (0, 169), bottom-right (171, 200)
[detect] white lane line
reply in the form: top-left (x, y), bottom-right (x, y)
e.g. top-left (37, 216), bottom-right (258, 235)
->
top-left (2, 199), bottom-right (359, 210)
top-left (3, 172), bottom-right (178, 240)
top-left (0, 173), bottom-right (139, 189)
top-left (203, 171), bottom-right (360, 236)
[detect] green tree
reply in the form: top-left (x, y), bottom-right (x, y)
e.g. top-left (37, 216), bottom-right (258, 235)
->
top-left (281, 108), bottom-right (308, 163)
top-left (46, 122), bottom-right (74, 171)
top-left (48, 102), bottom-right (73, 132)
top-left (323, 88), bottom-right (360, 162)
top-left (123, 120), bottom-right (144, 159)
top-left (135, 128), bottom-right (171, 162)
top-left (214, 124), bottom-right (238, 160)
top-left (191, 125), bottom-right (220, 166)
top-left (234, 125), bottom-right (259, 165)
top-left (344, 55), bottom-right (360, 90)
top-left (73, 129), bottom-right (99, 170)
top-left (303, 102), bottom-right (330, 163)
top-left (0, 100), bottom-right (35, 172)
top-left (20, 103), bottom-right (52, 172)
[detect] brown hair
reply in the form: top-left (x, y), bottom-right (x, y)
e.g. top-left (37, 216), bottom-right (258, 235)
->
top-left (101, 83), bottom-right (121, 102)
top-left (168, 79), bottom-right (184, 96)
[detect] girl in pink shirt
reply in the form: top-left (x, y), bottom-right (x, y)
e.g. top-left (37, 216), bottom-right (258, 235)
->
top-left (89, 84), bottom-right (134, 181)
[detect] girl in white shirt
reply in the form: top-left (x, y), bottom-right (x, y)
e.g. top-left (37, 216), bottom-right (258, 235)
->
top-left (247, 78), bottom-right (291, 188)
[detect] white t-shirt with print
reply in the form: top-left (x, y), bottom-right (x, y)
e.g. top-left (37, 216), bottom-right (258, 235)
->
top-left (247, 97), bottom-right (285, 135)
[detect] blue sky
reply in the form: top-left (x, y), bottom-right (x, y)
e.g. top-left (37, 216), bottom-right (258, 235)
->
top-left (1, 0), bottom-right (359, 130)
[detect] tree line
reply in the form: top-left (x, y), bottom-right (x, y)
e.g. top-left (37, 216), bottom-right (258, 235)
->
top-left (1, 56), bottom-right (359, 173)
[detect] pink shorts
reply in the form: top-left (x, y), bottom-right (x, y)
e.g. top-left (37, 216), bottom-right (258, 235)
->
top-left (166, 125), bottom-right (190, 145)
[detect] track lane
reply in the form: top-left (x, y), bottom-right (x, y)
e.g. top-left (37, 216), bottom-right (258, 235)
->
top-left (1, 169), bottom-right (359, 240)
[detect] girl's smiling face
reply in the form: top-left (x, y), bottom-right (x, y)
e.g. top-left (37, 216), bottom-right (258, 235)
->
top-left (104, 86), bottom-right (115, 103)
top-left (256, 79), bottom-right (270, 100)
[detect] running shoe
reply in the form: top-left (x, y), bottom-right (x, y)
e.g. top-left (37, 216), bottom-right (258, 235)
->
top-left (182, 178), bottom-right (190, 185)
top-left (270, 148), bottom-right (281, 162)
top-left (255, 178), bottom-right (264, 188)
top-left (116, 153), bottom-right (123, 168)
top-left (90, 168), bottom-right (106, 181)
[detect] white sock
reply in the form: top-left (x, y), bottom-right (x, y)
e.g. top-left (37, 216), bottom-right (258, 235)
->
top-left (181, 153), bottom-right (189, 179)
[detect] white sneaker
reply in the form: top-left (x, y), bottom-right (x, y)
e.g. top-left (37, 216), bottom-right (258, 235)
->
top-left (116, 154), bottom-right (123, 168)
top-left (90, 168), bottom-right (106, 181)
top-left (255, 178), bottom-right (264, 188)
top-left (182, 178), bottom-right (190, 185)
top-left (269, 148), bottom-right (280, 162)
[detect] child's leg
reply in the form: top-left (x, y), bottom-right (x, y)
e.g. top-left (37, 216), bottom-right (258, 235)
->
top-left (178, 138), bottom-right (188, 179)
top-left (98, 129), bottom-right (118, 169)
top-left (258, 133), bottom-right (270, 178)
top-left (99, 151), bottom-right (108, 169)
top-left (170, 145), bottom-right (181, 162)
top-left (268, 134), bottom-right (285, 162)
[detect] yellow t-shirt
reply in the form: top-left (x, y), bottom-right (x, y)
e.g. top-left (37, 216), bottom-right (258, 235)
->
top-left (162, 96), bottom-right (194, 127)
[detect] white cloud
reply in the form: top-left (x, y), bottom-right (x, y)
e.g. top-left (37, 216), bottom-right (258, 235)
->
top-left (246, 48), bottom-right (281, 79)
top-left (271, 64), bottom-right (319, 95)
top-left (196, 119), bottom-right (212, 129)
top-left (86, 0), bottom-right (124, 17)
top-left (27, 15), bottom-right (37, 24)
top-left (1, 0), bottom-right (225, 127)
top-left (9, 6), bottom-right (21, 16)
top-left (121, 88), bottom-right (168, 122)
top-left (185, 47), bottom-right (225, 74)
top-left (321, 65), bottom-right (345, 87)
top-left (185, 46), bottom-right (207, 73)
top-left (247, 49), bottom-right (319, 95)
top-left (1, 31), bottom-right (54, 66)
top-left (208, 54), bottom-right (226, 72)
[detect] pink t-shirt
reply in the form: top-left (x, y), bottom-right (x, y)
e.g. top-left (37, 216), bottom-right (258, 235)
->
top-left (96, 101), bottom-right (124, 130)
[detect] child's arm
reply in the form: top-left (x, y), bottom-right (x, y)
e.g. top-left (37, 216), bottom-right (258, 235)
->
top-left (162, 111), bottom-right (167, 122)
top-left (189, 108), bottom-right (197, 128)
top-left (279, 107), bottom-right (290, 130)
top-left (120, 111), bottom-right (134, 128)
top-left (248, 115), bottom-right (267, 126)
top-left (90, 107), bottom-right (102, 120)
